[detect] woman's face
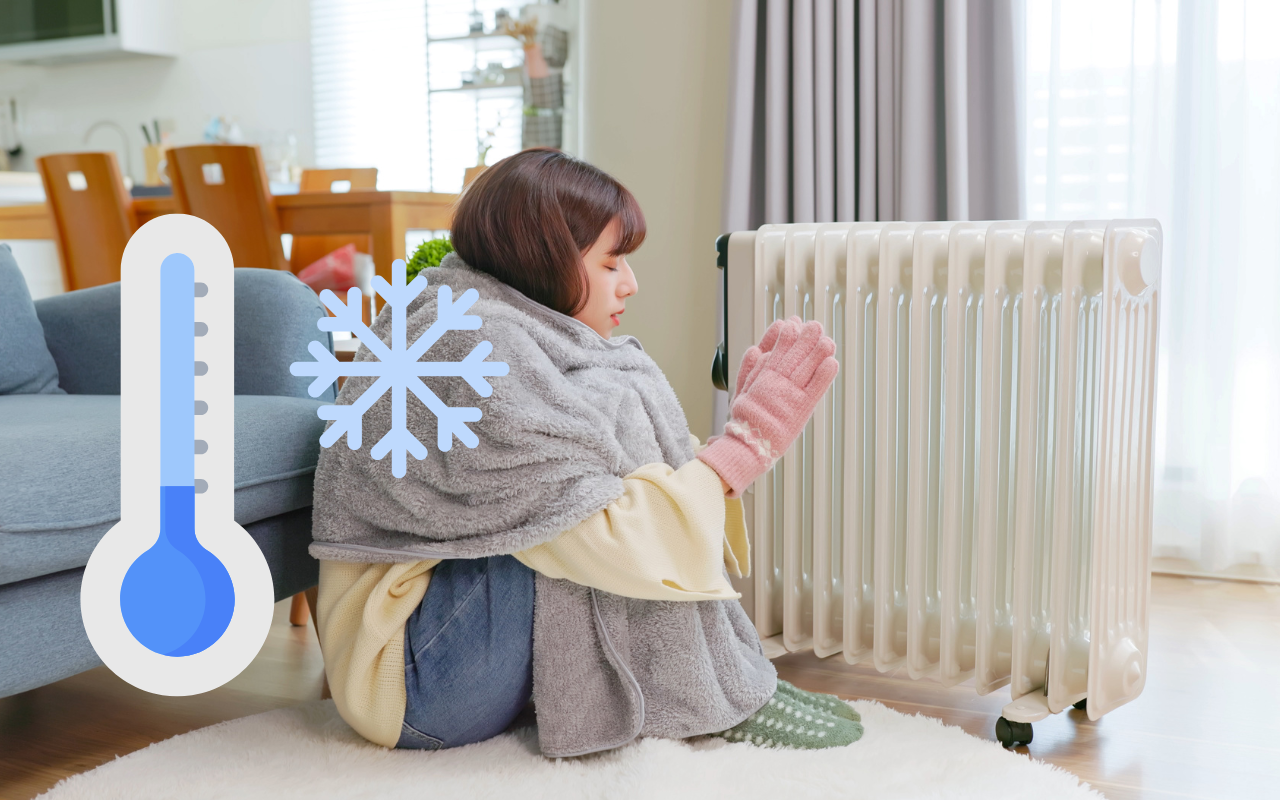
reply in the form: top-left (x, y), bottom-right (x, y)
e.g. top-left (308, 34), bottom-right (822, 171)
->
top-left (574, 217), bottom-right (638, 338)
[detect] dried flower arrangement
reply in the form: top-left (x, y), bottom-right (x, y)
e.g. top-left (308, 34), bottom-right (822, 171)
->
top-left (498, 16), bottom-right (539, 47)
top-left (500, 16), bottom-right (549, 79)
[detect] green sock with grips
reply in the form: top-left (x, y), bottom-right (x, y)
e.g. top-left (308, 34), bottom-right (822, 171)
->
top-left (774, 679), bottom-right (861, 722)
top-left (708, 691), bottom-right (864, 750)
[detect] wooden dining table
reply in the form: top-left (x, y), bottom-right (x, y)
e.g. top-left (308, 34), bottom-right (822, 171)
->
top-left (0, 189), bottom-right (457, 284)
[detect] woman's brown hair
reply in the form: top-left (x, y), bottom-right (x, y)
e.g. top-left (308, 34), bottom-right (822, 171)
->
top-left (450, 148), bottom-right (646, 317)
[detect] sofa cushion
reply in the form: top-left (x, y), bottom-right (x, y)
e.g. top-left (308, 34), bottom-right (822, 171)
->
top-left (0, 507), bottom-right (319, 699)
top-left (0, 394), bottom-right (327, 585)
top-left (0, 244), bottom-right (63, 396)
top-left (35, 282), bottom-right (122, 396)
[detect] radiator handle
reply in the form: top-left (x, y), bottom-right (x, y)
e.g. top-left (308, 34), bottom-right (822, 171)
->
top-left (711, 233), bottom-right (731, 391)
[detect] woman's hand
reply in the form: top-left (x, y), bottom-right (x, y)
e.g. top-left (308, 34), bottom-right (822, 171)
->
top-left (698, 319), bottom-right (838, 498)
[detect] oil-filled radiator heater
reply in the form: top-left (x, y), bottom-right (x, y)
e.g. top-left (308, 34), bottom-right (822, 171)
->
top-left (711, 220), bottom-right (1162, 747)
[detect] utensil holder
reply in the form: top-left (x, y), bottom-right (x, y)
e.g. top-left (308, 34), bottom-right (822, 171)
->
top-left (143, 144), bottom-right (168, 186)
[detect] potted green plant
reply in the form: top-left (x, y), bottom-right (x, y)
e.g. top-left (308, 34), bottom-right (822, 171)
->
top-left (406, 236), bottom-right (454, 281)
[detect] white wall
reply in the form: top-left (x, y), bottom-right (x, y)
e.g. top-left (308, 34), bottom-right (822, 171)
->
top-left (0, 0), bottom-right (313, 185)
top-left (580, 0), bottom-right (731, 439)
top-left (3, 0), bottom-right (737, 428)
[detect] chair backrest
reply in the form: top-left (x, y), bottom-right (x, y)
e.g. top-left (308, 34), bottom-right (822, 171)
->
top-left (166, 144), bottom-right (288, 271)
top-left (35, 152), bottom-right (137, 291)
top-left (289, 167), bottom-right (379, 273)
top-left (299, 167), bottom-right (377, 193)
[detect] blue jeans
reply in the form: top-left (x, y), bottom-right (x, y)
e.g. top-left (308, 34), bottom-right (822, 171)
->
top-left (396, 554), bottom-right (536, 750)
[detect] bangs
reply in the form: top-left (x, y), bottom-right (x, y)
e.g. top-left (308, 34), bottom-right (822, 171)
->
top-left (609, 187), bottom-right (647, 256)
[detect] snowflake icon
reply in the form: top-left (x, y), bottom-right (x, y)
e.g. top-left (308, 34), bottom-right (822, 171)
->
top-left (289, 258), bottom-right (509, 478)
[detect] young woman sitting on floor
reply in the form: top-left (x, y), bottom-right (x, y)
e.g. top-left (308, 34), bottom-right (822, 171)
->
top-left (309, 148), bottom-right (863, 756)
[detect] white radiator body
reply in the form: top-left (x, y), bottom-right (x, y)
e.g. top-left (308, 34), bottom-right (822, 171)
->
top-left (721, 220), bottom-right (1162, 730)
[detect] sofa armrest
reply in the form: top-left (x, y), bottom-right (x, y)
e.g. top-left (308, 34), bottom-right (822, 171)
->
top-left (34, 282), bottom-right (122, 395)
top-left (33, 269), bottom-right (333, 400)
top-left (234, 268), bottom-right (334, 401)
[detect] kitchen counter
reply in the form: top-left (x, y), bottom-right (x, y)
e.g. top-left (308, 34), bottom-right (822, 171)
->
top-left (0, 172), bottom-right (45, 206)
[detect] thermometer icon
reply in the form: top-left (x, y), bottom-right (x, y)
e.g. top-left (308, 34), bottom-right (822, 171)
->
top-left (81, 214), bottom-right (274, 695)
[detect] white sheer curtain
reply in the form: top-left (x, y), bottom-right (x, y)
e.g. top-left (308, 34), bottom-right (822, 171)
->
top-left (1025, 0), bottom-right (1280, 581)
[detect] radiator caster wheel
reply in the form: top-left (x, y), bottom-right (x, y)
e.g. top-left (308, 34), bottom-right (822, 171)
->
top-left (996, 717), bottom-right (1034, 748)
top-left (1073, 698), bottom-right (1088, 711)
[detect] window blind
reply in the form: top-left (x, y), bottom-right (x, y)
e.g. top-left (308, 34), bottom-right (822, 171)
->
top-left (311, 0), bottom-right (430, 191)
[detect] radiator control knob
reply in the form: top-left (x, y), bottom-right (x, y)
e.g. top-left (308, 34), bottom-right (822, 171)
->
top-left (1119, 229), bottom-right (1161, 295)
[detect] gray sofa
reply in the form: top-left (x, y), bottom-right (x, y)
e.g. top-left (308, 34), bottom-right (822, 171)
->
top-left (0, 244), bottom-right (334, 698)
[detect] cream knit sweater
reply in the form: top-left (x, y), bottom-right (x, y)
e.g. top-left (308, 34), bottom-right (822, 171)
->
top-left (316, 435), bottom-right (751, 748)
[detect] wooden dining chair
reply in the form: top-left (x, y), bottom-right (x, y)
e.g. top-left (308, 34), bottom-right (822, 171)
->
top-left (35, 152), bottom-right (137, 291)
top-left (166, 144), bottom-right (290, 271)
top-left (298, 167), bottom-right (377, 194)
top-left (286, 167), bottom-right (376, 655)
top-left (289, 167), bottom-right (379, 274)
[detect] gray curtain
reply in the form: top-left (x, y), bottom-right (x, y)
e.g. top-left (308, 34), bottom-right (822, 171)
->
top-left (714, 0), bottom-right (1024, 433)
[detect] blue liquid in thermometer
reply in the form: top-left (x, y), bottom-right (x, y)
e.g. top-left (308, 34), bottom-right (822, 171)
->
top-left (120, 253), bottom-right (235, 657)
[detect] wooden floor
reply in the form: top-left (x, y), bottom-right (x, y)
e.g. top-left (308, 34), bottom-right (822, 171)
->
top-left (773, 575), bottom-right (1280, 800)
top-left (2, 575), bottom-right (1277, 799)
top-left (0, 601), bottom-right (328, 799)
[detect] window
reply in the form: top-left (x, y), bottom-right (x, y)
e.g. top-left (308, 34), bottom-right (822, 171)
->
top-left (1026, 0), bottom-right (1280, 579)
top-left (425, 2), bottom-right (531, 193)
top-left (1022, 0), bottom-right (1178, 219)
top-left (311, 0), bottom-right (535, 194)
top-left (311, 0), bottom-right (430, 191)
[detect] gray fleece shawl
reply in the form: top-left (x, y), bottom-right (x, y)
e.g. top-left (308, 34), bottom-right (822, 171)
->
top-left (310, 252), bottom-right (776, 757)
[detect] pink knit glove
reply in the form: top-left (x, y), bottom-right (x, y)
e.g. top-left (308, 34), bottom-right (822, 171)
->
top-left (706, 316), bottom-right (800, 449)
top-left (699, 319), bottom-right (838, 498)
top-left (734, 316), bottom-right (797, 395)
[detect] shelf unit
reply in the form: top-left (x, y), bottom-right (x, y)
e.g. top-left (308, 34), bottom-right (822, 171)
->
top-left (424, 1), bottom-right (578, 193)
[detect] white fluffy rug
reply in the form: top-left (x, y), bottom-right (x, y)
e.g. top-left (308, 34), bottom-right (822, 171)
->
top-left (40, 699), bottom-right (1100, 800)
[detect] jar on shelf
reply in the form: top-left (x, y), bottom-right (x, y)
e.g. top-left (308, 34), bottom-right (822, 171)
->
top-left (469, 10), bottom-right (484, 34)
top-left (480, 62), bottom-right (506, 86)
